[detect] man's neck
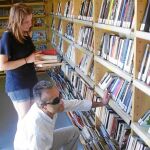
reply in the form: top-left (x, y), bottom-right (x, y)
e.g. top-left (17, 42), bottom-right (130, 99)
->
top-left (42, 109), bottom-right (55, 119)
top-left (46, 111), bottom-right (55, 119)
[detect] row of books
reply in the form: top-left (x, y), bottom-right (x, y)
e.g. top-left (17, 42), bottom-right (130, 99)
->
top-left (98, 105), bottom-right (130, 149)
top-left (55, 0), bottom-right (93, 21)
top-left (0, 8), bottom-right (9, 17)
top-left (64, 0), bottom-right (73, 18)
top-left (56, 37), bottom-right (63, 53)
top-left (32, 30), bottom-right (47, 42)
top-left (0, 4), bottom-right (45, 17)
top-left (0, 20), bottom-right (7, 29)
top-left (63, 42), bottom-right (94, 79)
top-left (57, 19), bottom-right (62, 34)
top-left (98, 0), bottom-right (134, 29)
top-left (33, 18), bottom-right (45, 27)
top-left (98, 33), bottom-right (134, 74)
top-left (56, 1), bottom-right (61, 16)
top-left (51, 17), bottom-right (61, 33)
top-left (98, 72), bottom-right (132, 115)
top-left (140, 0), bottom-right (150, 32)
top-left (32, 5), bottom-right (45, 15)
top-left (98, 125), bottom-right (117, 150)
top-left (61, 63), bottom-right (95, 102)
top-left (0, 18), bottom-right (45, 30)
top-left (126, 135), bottom-right (150, 150)
top-left (51, 20), bottom-right (94, 52)
top-left (138, 44), bottom-right (150, 85)
top-left (78, 0), bottom-right (93, 21)
top-left (79, 53), bottom-right (93, 76)
top-left (77, 26), bottom-right (94, 52)
top-left (34, 43), bottom-right (47, 51)
top-left (51, 32), bottom-right (56, 47)
top-left (65, 44), bottom-right (76, 65)
top-left (64, 22), bottom-right (74, 41)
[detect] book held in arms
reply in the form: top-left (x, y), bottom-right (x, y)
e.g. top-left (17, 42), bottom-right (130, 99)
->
top-left (35, 49), bottom-right (61, 68)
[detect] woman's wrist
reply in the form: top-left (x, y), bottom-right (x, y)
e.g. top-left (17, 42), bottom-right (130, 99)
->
top-left (24, 58), bottom-right (27, 64)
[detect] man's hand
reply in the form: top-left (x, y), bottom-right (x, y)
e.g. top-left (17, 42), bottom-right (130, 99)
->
top-left (101, 89), bottom-right (111, 106)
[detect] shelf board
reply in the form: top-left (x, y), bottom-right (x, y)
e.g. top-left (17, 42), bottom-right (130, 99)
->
top-left (133, 79), bottom-right (150, 96)
top-left (33, 15), bottom-right (45, 18)
top-left (61, 16), bottom-right (73, 22)
top-left (0, 16), bottom-right (8, 20)
top-left (136, 31), bottom-right (150, 41)
top-left (75, 67), bottom-right (95, 88)
top-left (0, 5), bottom-right (11, 7)
top-left (62, 36), bottom-right (73, 45)
top-left (0, 28), bottom-right (5, 32)
top-left (32, 26), bottom-right (46, 30)
top-left (73, 18), bottom-right (93, 26)
top-left (131, 122), bottom-right (150, 147)
top-left (94, 56), bottom-right (132, 82)
top-left (74, 43), bottom-right (93, 56)
top-left (33, 40), bottom-right (47, 44)
top-left (95, 86), bottom-right (131, 125)
top-left (63, 56), bottom-right (75, 69)
top-left (94, 23), bottom-right (134, 38)
top-left (26, 2), bottom-right (46, 6)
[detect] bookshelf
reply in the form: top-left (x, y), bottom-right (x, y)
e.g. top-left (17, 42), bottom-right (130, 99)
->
top-left (50, 0), bottom-right (150, 149)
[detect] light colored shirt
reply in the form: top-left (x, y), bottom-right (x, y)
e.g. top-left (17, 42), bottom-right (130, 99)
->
top-left (14, 99), bottom-right (92, 150)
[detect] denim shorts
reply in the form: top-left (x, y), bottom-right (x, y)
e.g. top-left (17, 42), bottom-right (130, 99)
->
top-left (7, 88), bottom-right (34, 102)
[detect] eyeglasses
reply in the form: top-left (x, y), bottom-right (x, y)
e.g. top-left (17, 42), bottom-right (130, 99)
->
top-left (45, 97), bottom-right (61, 105)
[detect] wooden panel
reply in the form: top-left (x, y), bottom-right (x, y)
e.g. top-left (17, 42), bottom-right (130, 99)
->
top-left (136, 0), bottom-right (147, 30)
top-left (132, 87), bottom-right (150, 122)
top-left (94, 60), bottom-right (108, 84)
top-left (72, 0), bottom-right (82, 18)
top-left (135, 38), bottom-right (150, 78)
top-left (93, 0), bottom-right (102, 23)
top-left (74, 23), bottom-right (82, 43)
top-left (94, 27), bottom-right (105, 55)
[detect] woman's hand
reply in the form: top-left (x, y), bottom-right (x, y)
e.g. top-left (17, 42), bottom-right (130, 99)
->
top-left (25, 53), bottom-right (36, 63)
top-left (101, 89), bottom-right (111, 105)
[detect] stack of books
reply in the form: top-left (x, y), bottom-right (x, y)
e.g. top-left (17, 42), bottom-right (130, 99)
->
top-left (35, 49), bottom-right (62, 69)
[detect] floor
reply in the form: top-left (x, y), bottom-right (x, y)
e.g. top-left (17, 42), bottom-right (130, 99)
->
top-left (0, 72), bottom-right (84, 150)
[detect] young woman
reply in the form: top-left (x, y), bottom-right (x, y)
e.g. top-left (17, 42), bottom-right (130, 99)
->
top-left (0, 3), bottom-right (38, 119)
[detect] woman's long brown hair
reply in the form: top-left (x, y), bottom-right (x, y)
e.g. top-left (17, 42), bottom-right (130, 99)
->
top-left (7, 3), bottom-right (32, 43)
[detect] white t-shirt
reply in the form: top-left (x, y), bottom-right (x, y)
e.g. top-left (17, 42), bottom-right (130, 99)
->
top-left (14, 99), bottom-right (92, 150)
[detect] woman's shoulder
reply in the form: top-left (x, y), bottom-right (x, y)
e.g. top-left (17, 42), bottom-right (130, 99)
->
top-left (1, 31), bottom-right (13, 39)
top-left (1, 31), bottom-right (14, 41)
